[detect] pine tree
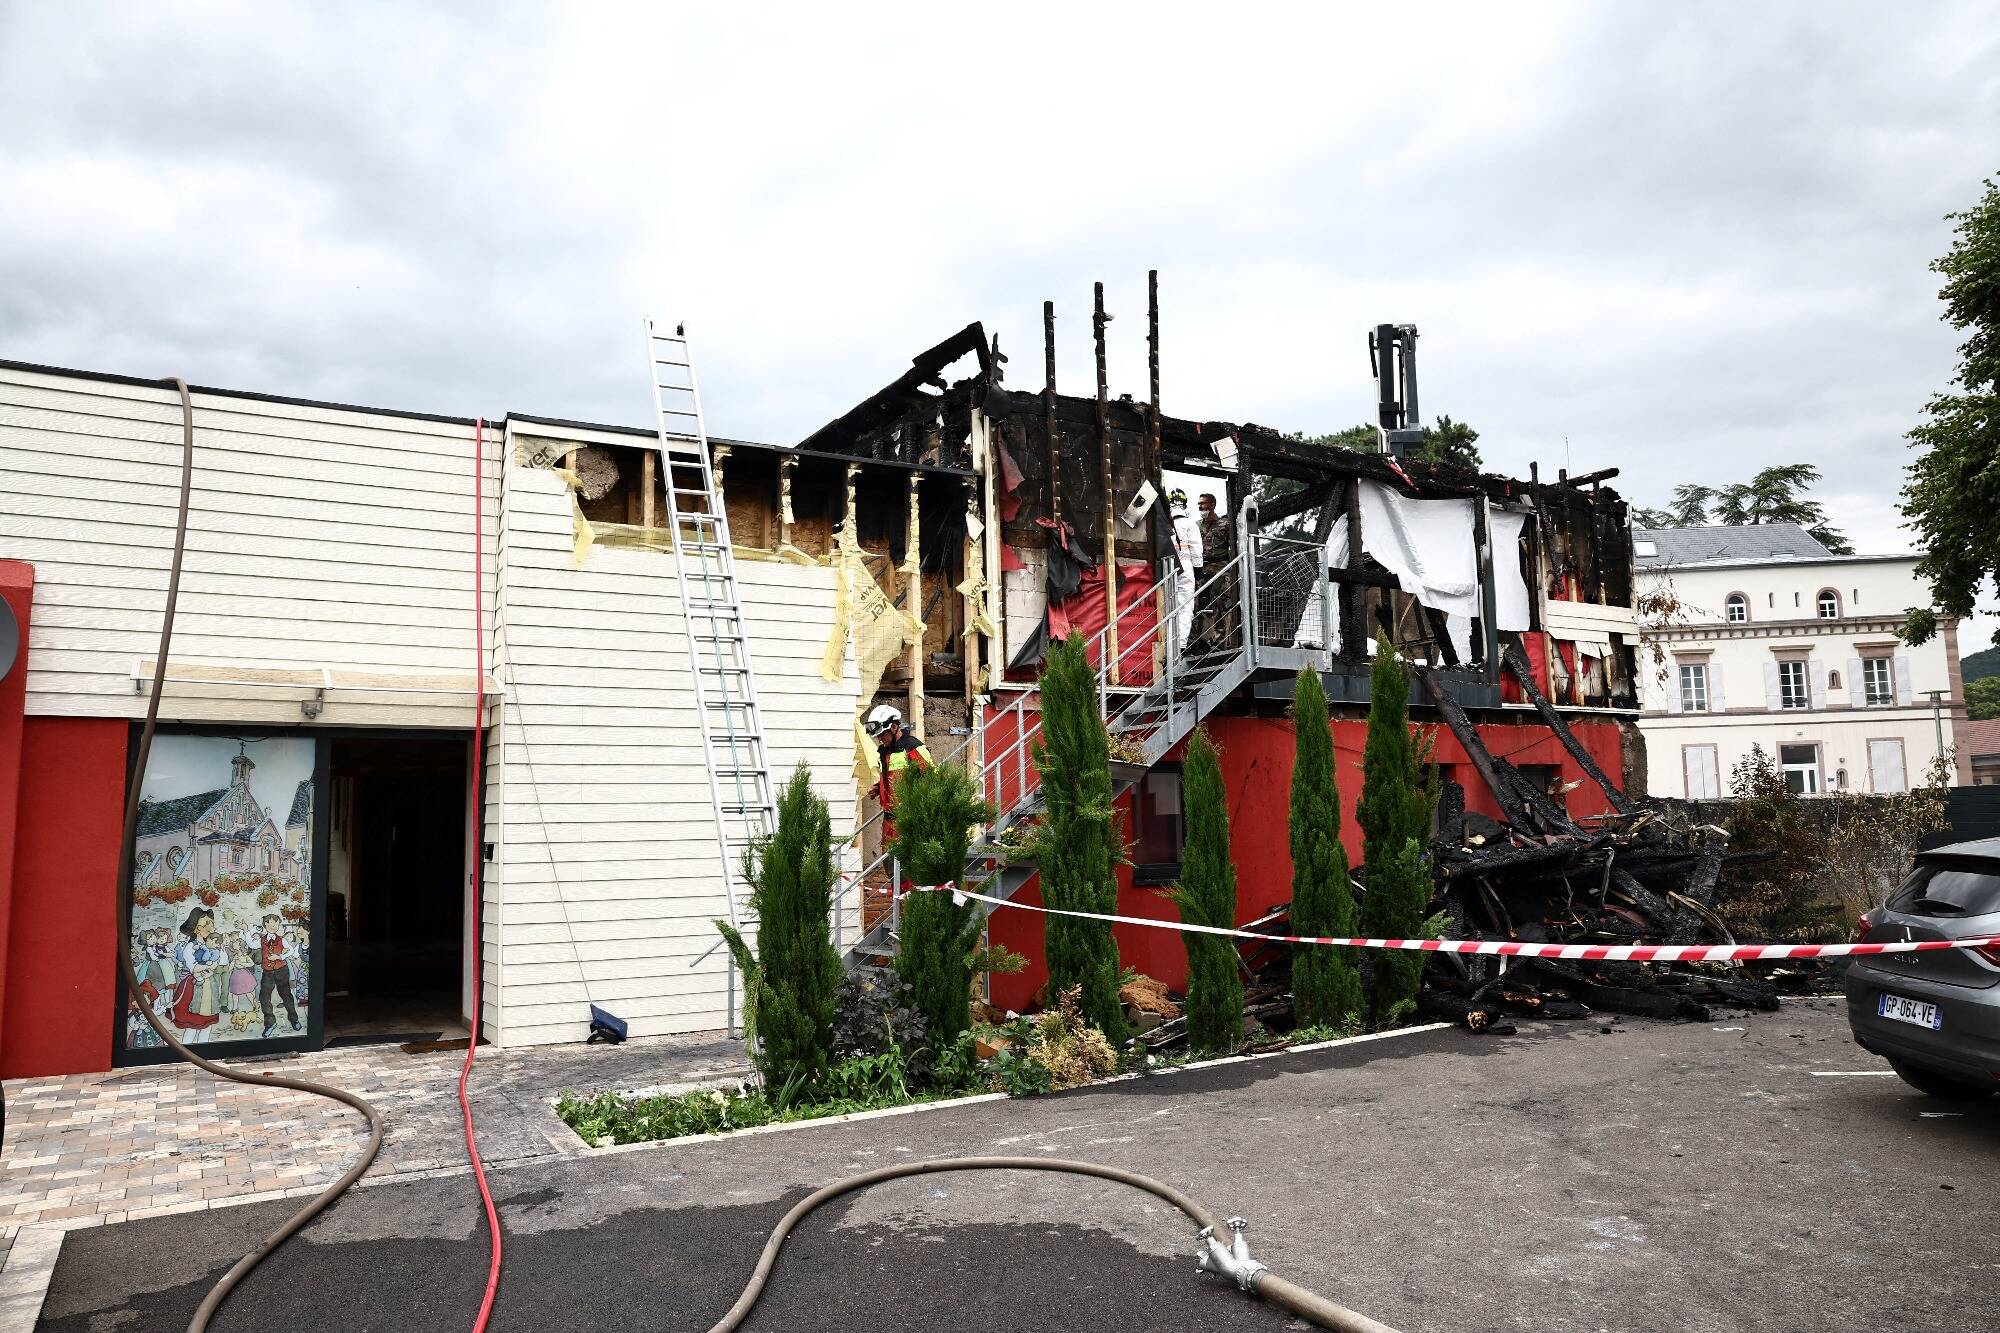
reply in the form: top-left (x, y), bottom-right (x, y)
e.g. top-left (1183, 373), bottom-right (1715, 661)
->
top-left (1166, 729), bottom-right (1243, 1053)
top-left (1025, 635), bottom-right (1128, 1041)
top-left (1286, 667), bottom-right (1363, 1028)
top-left (890, 760), bottom-right (995, 1045)
top-left (715, 764), bottom-right (842, 1088)
top-left (1355, 637), bottom-right (1434, 1026)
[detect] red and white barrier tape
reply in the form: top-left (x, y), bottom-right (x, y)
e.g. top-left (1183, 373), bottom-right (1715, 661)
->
top-left (915, 884), bottom-right (2000, 964)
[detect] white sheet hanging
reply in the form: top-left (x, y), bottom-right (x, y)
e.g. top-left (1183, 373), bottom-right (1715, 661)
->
top-left (1489, 508), bottom-right (1532, 633)
top-left (1357, 481), bottom-right (1479, 617)
top-left (1293, 515), bottom-right (1350, 652)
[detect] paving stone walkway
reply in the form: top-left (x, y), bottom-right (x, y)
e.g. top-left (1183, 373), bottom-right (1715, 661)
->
top-left (0, 1032), bottom-right (749, 1236)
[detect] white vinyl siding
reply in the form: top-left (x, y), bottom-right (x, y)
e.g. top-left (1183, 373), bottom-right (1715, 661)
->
top-left (488, 462), bottom-right (862, 1047)
top-left (0, 366), bottom-right (497, 727)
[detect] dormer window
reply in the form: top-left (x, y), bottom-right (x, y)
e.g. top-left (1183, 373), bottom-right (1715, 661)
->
top-left (1725, 593), bottom-right (1749, 624)
top-left (1817, 589), bottom-right (1841, 619)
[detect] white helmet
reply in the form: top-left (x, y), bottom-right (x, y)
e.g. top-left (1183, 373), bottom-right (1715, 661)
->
top-left (863, 703), bottom-right (902, 737)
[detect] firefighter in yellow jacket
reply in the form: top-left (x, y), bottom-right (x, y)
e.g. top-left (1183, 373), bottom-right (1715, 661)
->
top-left (864, 703), bottom-right (932, 840)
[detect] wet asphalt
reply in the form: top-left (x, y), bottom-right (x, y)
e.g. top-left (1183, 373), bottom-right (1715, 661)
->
top-left (35, 999), bottom-right (2000, 1332)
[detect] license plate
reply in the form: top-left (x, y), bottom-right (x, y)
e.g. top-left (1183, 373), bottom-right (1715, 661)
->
top-left (1878, 993), bottom-right (1943, 1031)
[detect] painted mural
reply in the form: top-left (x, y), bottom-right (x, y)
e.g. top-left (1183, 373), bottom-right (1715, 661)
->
top-left (125, 736), bottom-right (316, 1052)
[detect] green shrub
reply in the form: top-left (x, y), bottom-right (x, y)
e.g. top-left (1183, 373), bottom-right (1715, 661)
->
top-left (1355, 637), bottom-right (1435, 1026)
top-left (1166, 729), bottom-right (1244, 1054)
top-left (890, 760), bottom-right (996, 1045)
top-left (716, 764), bottom-right (843, 1089)
top-left (1287, 667), bottom-right (1364, 1028)
top-left (1021, 636), bottom-right (1128, 1042)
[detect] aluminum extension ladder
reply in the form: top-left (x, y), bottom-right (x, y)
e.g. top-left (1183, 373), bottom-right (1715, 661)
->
top-left (643, 321), bottom-right (776, 965)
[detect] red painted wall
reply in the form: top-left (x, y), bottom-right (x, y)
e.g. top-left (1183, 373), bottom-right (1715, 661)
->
top-left (1, 716), bottom-right (128, 1078)
top-left (0, 563), bottom-right (30, 1052)
top-left (986, 709), bottom-right (1627, 1010)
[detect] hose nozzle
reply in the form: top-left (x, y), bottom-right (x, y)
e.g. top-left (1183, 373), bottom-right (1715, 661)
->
top-left (1196, 1218), bottom-right (1269, 1293)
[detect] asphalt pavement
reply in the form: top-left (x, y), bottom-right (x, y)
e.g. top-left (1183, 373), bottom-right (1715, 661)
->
top-left (35, 997), bottom-right (2000, 1332)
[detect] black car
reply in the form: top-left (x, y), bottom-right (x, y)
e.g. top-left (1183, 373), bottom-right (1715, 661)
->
top-left (1845, 838), bottom-right (2000, 1099)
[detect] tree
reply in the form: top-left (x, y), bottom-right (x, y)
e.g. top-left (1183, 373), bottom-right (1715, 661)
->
top-left (890, 760), bottom-right (996, 1045)
top-left (1354, 637), bottom-right (1433, 1025)
top-left (1409, 415), bottom-right (1482, 471)
top-left (1968, 675), bottom-right (2000, 721)
top-left (1024, 635), bottom-right (1128, 1041)
top-left (1902, 176), bottom-right (2000, 648)
top-left (1165, 730), bottom-right (1244, 1054)
top-left (716, 764), bottom-right (843, 1089)
top-left (1285, 667), bottom-right (1364, 1028)
top-left (1633, 468), bottom-right (1850, 552)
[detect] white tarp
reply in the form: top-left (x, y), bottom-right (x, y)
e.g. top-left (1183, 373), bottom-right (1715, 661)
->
top-left (1489, 508), bottom-right (1533, 632)
top-left (1358, 481), bottom-right (1479, 617)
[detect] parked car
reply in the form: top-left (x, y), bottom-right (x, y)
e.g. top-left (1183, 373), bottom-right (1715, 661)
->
top-left (1845, 838), bottom-right (2000, 1098)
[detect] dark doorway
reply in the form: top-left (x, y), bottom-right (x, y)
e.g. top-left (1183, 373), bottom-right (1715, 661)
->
top-left (323, 733), bottom-right (469, 1045)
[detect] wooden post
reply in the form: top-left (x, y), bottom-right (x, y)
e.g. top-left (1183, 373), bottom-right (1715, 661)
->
top-left (1043, 301), bottom-right (1060, 527)
top-left (906, 473), bottom-right (924, 739)
top-left (1341, 478), bottom-right (1365, 658)
top-left (1094, 283), bottom-right (1119, 685)
top-left (961, 477), bottom-right (979, 713)
top-left (777, 455), bottom-right (795, 548)
top-left (641, 451), bottom-right (657, 529)
top-left (1147, 270), bottom-right (1165, 682)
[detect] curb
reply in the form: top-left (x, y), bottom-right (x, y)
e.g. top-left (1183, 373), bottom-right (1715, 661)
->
top-left (573, 1021), bottom-right (1456, 1156)
top-left (0, 1226), bottom-right (63, 1333)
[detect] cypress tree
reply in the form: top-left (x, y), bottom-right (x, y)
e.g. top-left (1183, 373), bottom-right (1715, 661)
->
top-left (1166, 729), bottom-right (1244, 1054)
top-left (1287, 667), bottom-right (1363, 1028)
top-left (890, 759), bottom-right (996, 1045)
top-left (1026, 635), bottom-right (1128, 1042)
top-left (1355, 636), bottom-right (1434, 1024)
top-left (717, 764), bottom-right (843, 1088)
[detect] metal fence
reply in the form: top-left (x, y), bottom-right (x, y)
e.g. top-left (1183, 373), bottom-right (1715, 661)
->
top-left (1250, 532), bottom-right (1329, 651)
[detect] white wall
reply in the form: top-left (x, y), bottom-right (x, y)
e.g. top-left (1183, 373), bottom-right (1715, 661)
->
top-left (487, 459), bottom-right (862, 1047)
top-left (1636, 556), bottom-right (1957, 797)
top-left (0, 364), bottom-right (498, 727)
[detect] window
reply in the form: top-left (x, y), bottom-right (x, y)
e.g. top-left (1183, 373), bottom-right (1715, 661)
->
top-left (1518, 764), bottom-right (1565, 808)
top-left (1778, 659), bottom-right (1810, 710)
top-left (1634, 539), bottom-right (1657, 558)
top-left (1868, 738), bottom-right (1907, 794)
top-left (1725, 593), bottom-right (1748, 623)
top-left (1677, 663), bottom-right (1709, 712)
top-left (1779, 743), bottom-right (1820, 795)
top-left (1827, 669), bottom-right (1842, 691)
top-left (1862, 657), bottom-right (1894, 707)
top-left (1817, 589), bottom-right (1841, 618)
top-left (1682, 745), bottom-right (1721, 800)
top-left (1128, 767), bottom-right (1183, 885)
top-left (1887, 858), bottom-right (2000, 917)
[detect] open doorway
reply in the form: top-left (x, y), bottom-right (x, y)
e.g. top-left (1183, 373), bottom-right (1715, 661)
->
top-left (323, 733), bottom-right (470, 1045)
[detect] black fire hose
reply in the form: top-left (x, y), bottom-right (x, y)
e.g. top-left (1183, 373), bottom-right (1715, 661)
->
top-left (709, 1157), bottom-right (1401, 1333)
top-left (112, 378), bottom-right (385, 1333)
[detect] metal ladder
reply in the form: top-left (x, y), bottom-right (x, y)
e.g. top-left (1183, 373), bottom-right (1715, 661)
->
top-left (644, 320), bottom-right (776, 955)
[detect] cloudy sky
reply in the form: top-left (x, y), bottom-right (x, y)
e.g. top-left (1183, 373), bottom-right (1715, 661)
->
top-left (4, 4), bottom-right (1996, 628)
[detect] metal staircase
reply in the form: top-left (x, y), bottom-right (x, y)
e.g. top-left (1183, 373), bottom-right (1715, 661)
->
top-left (644, 320), bottom-right (778, 955)
top-left (837, 518), bottom-right (1328, 970)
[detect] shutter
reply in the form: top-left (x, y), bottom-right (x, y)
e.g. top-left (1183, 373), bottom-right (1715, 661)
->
top-left (1895, 656), bottom-right (1914, 706)
top-left (1763, 661), bottom-right (1781, 711)
top-left (1869, 739), bottom-right (1907, 793)
top-left (1699, 748), bottom-right (1721, 799)
top-left (1665, 666), bottom-right (1683, 714)
top-left (1809, 661), bottom-right (1827, 711)
top-left (1709, 667), bottom-right (1725, 712)
top-left (1846, 658), bottom-right (1864, 705)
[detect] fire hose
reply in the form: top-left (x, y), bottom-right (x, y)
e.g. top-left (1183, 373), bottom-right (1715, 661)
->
top-left (710, 1157), bottom-right (1400, 1333)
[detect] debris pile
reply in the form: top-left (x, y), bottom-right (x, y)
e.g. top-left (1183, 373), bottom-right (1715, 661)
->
top-left (1411, 649), bottom-right (1781, 1032)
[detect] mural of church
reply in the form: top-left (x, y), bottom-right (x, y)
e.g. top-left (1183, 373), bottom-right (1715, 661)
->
top-left (133, 746), bottom-right (306, 888)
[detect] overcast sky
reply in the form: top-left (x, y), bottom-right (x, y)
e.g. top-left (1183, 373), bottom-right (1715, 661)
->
top-left (4, 4), bottom-right (1997, 633)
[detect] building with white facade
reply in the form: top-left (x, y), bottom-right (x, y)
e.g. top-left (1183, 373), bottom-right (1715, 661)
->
top-left (1633, 524), bottom-right (1967, 800)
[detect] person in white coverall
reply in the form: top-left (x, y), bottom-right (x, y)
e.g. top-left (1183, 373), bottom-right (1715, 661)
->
top-left (1168, 489), bottom-right (1203, 649)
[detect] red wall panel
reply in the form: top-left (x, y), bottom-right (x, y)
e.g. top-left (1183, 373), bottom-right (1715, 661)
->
top-left (985, 708), bottom-right (1628, 1012)
top-left (2, 716), bottom-right (128, 1078)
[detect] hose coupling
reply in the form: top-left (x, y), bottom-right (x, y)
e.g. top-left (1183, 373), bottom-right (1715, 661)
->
top-left (1196, 1218), bottom-right (1268, 1292)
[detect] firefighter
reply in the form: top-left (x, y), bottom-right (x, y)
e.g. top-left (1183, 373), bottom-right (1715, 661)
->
top-left (1167, 489), bottom-right (1203, 648)
top-left (864, 703), bottom-right (931, 838)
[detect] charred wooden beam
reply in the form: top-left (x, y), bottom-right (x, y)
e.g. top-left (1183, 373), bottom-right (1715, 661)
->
top-left (1500, 642), bottom-right (1633, 814)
